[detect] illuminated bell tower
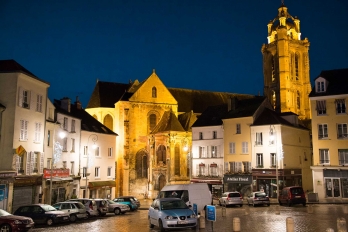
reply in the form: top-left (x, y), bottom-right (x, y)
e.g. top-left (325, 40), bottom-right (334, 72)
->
top-left (261, 3), bottom-right (311, 120)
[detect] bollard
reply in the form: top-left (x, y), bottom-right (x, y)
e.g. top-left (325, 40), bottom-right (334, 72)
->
top-left (244, 207), bottom-right (249, 215)
top-left (199, 210), bottom-right (205, 229)
top-left (222, 206), bottom-right (226, 217)
top-left (337, 217), bottom-right (347, 232)
top-left (326, 229), bottom-right (334, 232)
top-left (275, 205), bottom-right (280, 215)
top-left (344, 205), bottom-right (348, 214)
top-left (307, 204), bottom-right (313, 214)
top-left (286, 217), bottom-right (295, 232)
top-left (233, 217), bottom-right (241, 232)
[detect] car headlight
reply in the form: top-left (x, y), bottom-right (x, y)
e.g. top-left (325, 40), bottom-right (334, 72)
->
top-left (190, 214), bottom-right (197, 218)
top-left (164, 215), bottom-right (174, 219)
top-left (14, 220), bottom-right (24, 224)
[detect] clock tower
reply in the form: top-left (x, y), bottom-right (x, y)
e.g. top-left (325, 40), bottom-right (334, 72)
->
top-left (261, 3), bottom-right (311, 120)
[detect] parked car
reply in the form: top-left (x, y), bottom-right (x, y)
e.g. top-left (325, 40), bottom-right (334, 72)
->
top-left (66, 198), bottom-right (98, 218)
top-left (53, 201), bottom-right (87, 222)
top-left (105, 199), bottom-right (130, 215)
top-left (113, 197), bottom-right (138, 211)
top-left (278, 186), bottom-right (306, 206)
top-left (219, 192), bottom-right (243, 207)
top-left (13, 204), bottom-right (69, 226)
top-left (94, 199), bottom-right (108, 216)
top-left (119, 196), bottom-right (140, 208)
top-left (0, 209), bottom-right (34, 231)
top-left (148, 198), bottom-right (197, 231)
top-left (247, 192), bottom-right (270, 207)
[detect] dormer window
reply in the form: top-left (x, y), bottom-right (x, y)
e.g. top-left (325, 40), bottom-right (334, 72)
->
top-left (152, 87), bottom-right (157, 98)
top-left (315, 78), bottom-right (327, 93)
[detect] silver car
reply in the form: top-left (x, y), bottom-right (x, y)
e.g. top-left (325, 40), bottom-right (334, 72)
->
top-left (219, 192), bottom-right (243, 207)
top-left (66, 199), bottom-right (98, 218)
top-left (105, 199), bottom-right (130, 215)
top-left (247, 192), bottom-right (270, 207)
top-left (53, 201), bottom-right (87, 222)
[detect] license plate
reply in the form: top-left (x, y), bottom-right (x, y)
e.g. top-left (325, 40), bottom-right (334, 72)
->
top-left (178, 221), bottom-right (188, 224)
top-left (295, 196), bottom-right (301, 198)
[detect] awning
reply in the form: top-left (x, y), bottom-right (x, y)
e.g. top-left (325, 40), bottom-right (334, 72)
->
top-left (316, 100), bottom-right (326, 111)
top-left (88, 180), bottom-right (116, 189)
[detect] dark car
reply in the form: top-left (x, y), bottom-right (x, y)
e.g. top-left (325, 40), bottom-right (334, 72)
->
top-left (113, 197), bottom-right (138, 211)
top-left (14, 204), bottom-right (69, 226)
top-left (278, 186), bottom-right (306, 206)
top-left (0, 209), bottom-right (34, 231)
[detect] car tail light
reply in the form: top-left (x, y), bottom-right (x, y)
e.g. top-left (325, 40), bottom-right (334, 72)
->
top-left (89, 202), bottom-right (93, 210)
top-left (240, 194), bottom-right (243, 199)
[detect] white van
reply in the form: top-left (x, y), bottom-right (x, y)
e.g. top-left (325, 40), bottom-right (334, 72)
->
top-left (157, 183), bottom-right (212, 213)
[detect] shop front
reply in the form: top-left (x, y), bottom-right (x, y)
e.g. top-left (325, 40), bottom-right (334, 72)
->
top-left (12, 175), bottom-right (42, 213)
top-left (252, 169), bottom-right (302, 198)
top-left (43, 168), bottom-right (73, 204)
top-left (0, 171), bottom-right (16, 212)
top-left (88, 180), bottom-right (116, 199)
top-left (323, 169), bottom-right (348, 198)
top-left (190, 178), bottom-right (223, 199)
top-left (223, 174), bottom-right (252, 198)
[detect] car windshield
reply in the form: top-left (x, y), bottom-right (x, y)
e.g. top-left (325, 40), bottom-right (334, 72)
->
top-left (160, 200), bottom-right (188, 210)
top-left (158, 190), bottom-right (189, 202)
top-left (41, 205), bottom-right (57, 212)
top-left (229, 193), bottom-right (240, 197)
top-left (0, 209), bottom-right (11, 216)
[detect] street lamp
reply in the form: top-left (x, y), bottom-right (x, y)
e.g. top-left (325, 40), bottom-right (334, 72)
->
top-left (49, 121), bottom-right (66, 205)
top-left (84, 134), bottom-right (98, 198)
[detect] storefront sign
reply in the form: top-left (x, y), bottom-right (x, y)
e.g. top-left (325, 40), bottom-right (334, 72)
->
top-left (14, 176), bottom-right (42, 186)
top-left (0, 172), bottom-right (17, 178)
top-left (223, 175), bottom-right (252, 184)
top-left (43, 169), bottom-right (70, 179)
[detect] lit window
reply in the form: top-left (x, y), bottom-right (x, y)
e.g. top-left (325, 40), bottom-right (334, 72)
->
top-left (256, 133), bottom-right (263, 145)
top-left (270, 153), bottom-right (276, 167)
top-left (211, 146), bottom-right (217, 158)
top-left (256, 153), bottom-right (263, 167)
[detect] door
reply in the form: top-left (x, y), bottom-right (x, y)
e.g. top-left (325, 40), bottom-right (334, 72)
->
top-left (325, 178), bottom-right (341, 198)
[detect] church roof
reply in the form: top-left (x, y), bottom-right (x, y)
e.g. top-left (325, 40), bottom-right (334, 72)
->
top-left (309, 68), bottom-right (348, 97)
top-left (151, 110), bottom-right (185, 134)
top-left (0, 59), bottom-right (49, 85)
top-left (192, 104), bottom-right (228, 127)
top-left (178, 111), bottom-right (197, 132)
top-left (86, 80), bottom-right (256, 114)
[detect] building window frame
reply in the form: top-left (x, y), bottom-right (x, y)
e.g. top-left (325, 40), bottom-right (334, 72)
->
top-left (336, 99), bottom-right (346, 114)
top-left (256, 132), bottom-right (263, 145)
top-left (337, 123), bottom-right (348, 139)
top-left (256, 153), bottom-right (263, 167)
top-left (339, 149), bottom-right (348, 165)
top-left (242, 142), bottom-right (248, 154)
top-left (319, 149), bottom-right (330, 164)
top-left (20, 119), bottom-right (29, 141)
top-left (316, 100), bottom-right (327, 115)
top-left (236, 124), bottom-right (241, 134)
top-left (318, 124), bottom-right (328, 139)
top-left (229, 142), bottom-right (235, 154)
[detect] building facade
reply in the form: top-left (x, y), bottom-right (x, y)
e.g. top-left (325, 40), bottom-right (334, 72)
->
top-left (310, 69), bottom-right (348, 201)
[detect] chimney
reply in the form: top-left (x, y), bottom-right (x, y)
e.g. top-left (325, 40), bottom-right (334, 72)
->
top-left (60, 97), bottom-right (71, 112)
top-left (75, 96), bottom-right (82, 110)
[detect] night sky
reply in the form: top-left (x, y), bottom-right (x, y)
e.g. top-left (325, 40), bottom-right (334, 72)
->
top-left (1, 0), bottom-right (347, 108)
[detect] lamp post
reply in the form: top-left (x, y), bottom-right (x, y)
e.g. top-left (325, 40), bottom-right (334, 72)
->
top-left (49, 121), bottom-right (66, 205)
top-left (84, 134), bottom-right (98, 198)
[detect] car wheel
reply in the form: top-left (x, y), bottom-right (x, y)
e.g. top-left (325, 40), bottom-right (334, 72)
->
top-left (267, 204), bottom-right (270, 207)
top-left (240, 204), bottom-right (243, 207)
top-left (46, 218), bottom-right (54, 226)
top-left (0, 223), bottom-right (11, 232)
top-left (114, 208), bottom-right (121, 215)
top-left (159, 219), bottom-right (165, 232)
top-left (70, 214), bottom-right (77, 222)
top-left (97, 210), bottom-right (102, 216)
top-left (149, 217), bottom-right (154, 228)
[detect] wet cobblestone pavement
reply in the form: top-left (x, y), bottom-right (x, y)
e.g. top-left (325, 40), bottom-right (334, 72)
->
top-left (30, 204), bottom-right (348, 232)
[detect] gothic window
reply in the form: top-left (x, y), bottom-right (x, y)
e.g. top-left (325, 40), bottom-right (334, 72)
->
top-left (295, 53), bottom-right (299, 80)
top-left (174, 144), bottom-right (180, 176)
top-left (152, 87), bottom-right (157, 98)
top-left (271, 56), bottom-right (275, 82)
top-left (149, 114), bottom-right (157, 132)
top-left (156, 145), bottom-right (166, 165)
top-left (103, 114), bottom-right (113, 131)
top-left (136, 150), bottom-right (148, 178)
top-left (297, 91), bottom-right (300, 109)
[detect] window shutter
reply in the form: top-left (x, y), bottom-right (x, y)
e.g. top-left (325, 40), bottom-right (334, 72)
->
top-left (15, 155), bottom-right (20, 171)
top-left (224, 162), bottom-right (229, 173)
top-left (25, 152), bottom-right (31, 175)
top-left (28, 90), bottom-right (32, 109)
top-left (30, 152), bottom-right (34, 174)
top-left (237, 162), bottom-right (242, 172)
top-left (18, 87), bottom-right (23, 107)
top-left (40, 153), bottom-right (44, 174)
